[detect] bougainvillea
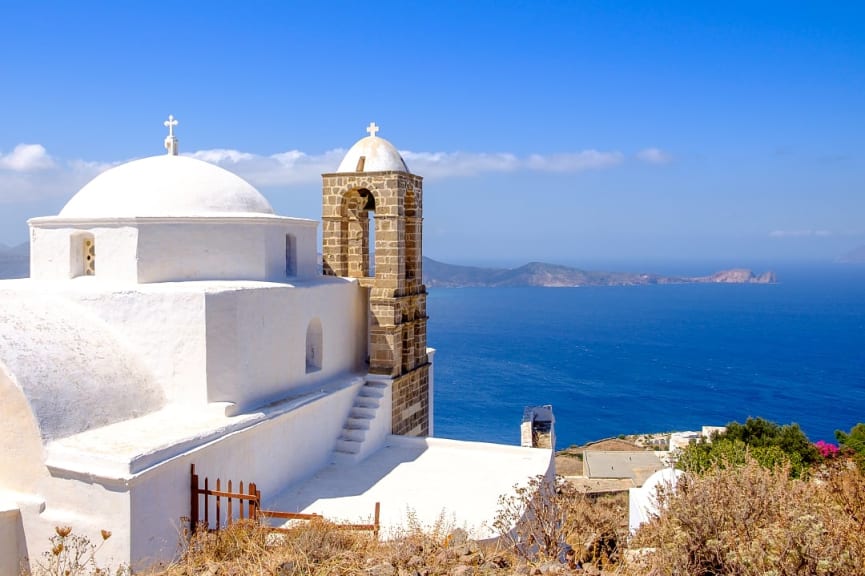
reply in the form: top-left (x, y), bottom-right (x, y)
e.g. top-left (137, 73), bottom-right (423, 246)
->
top-left (815, 440), bottom-right (839, 458)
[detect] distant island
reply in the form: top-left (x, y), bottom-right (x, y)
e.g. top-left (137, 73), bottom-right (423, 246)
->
top-left (422, 257), bottom-right (776, 288)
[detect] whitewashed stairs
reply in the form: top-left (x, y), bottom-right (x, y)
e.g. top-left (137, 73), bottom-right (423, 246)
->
top-left (333, 381), bottom-right (387, 463)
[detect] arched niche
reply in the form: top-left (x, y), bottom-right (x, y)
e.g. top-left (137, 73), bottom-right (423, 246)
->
top-left (305, 318), bottom-right (323, 373)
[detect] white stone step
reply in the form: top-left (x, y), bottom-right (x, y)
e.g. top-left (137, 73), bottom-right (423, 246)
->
top-left (355, 397), bottom-right (379, 409)
top-left (359, 385), bottom-right (386, 398)
top-left (350, 406), bottom-right (377, 419)
top-left (341, 428), bottom-right (367, 442)
top-left (346, 417), bottom-right (371, 430)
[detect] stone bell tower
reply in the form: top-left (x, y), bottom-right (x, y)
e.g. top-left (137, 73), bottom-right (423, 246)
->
top-left (322, 123), bottom-right (430, 436)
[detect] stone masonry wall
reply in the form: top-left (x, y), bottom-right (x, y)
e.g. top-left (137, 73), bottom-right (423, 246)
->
top-left (392, 364), bottom-right (430, 436)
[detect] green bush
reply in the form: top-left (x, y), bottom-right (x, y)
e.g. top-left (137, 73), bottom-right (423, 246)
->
top-left (836, 423), bottom-right (865, 470)
top-left (678, 417), bottom-right (818, 478)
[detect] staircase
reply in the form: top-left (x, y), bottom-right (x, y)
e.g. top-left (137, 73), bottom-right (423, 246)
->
top-left (333, 381), bottom-right (388, 463)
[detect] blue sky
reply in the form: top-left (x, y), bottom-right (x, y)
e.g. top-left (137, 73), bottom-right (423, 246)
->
top-left (1, 1), bottom-right (863, 266)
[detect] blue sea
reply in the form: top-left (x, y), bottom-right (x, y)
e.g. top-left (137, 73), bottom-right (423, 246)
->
top-left (428, 263), bottom-right (865, 449)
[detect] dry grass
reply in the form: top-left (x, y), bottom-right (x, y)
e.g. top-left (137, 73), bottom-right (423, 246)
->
top-left (156, 519), bottom-right (379, 576)
top-left (140, 488), bottom-right (627, 575)
top-left (623, 456), bottom-right (865, 576)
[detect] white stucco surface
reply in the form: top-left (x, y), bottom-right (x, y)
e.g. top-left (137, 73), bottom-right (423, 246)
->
top-left (59, 155), bottom-right (274, 218)
top-left (628, 468), bottom-right (683, 535)
top-left (336, 135), bottom-right (409, 173)
top-left (0, 292), bottom-right (164, 441)
top-left (269, 436), bottom-right (554, 539)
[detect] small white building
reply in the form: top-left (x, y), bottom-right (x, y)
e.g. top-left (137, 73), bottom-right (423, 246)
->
top-left (0, 120), bottom-right (553, 574)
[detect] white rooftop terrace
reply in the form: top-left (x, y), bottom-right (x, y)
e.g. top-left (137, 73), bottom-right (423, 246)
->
top-left (269, 435), bottom-right (554, 540)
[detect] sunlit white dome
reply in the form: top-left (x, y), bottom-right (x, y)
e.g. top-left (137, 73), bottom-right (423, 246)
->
top-left (336, 123), bottom-right (409, 173)
top-left (59, 155), bottom-right (274, 218)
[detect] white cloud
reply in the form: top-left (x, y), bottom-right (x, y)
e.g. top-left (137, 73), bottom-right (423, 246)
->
top-left (401, 151), bottom-right (520, 177)
top-left (526, 150), bottom-right (623, 172)
top-left (192, 147), bottom-right (623, 183)
top-left (187, 148), bottom-right (345, 187)
top-left (0, 159), bottom-right (108, 204)
top-left (636, 147), bottom-right (673, 165)
top-left (189, 149), bottom-right (255, 164)
top-left (0, 142), bottom-right (626, 205)
top-left (0, 144), bottom-right (55, 171)
top-left (769, 229), bottom-right (833, 238)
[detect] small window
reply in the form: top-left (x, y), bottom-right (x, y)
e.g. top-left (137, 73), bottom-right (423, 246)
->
top-left (305, 318), bottom-right (323, 373)
top-left (285, 234), bottom-right (296, 277)
top-left (84, 237), bottom-right (95, 275)
top-left (70, 232), bottom-right (95, 277)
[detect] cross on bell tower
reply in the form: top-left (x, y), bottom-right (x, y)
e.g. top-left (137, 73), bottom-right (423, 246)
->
top-left (321, 124), bottom-right (430, 436)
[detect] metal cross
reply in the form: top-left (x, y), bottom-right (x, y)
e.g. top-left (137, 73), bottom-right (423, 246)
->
top-left (366, 122), bottom-right (379, 138)
top-left (164, 115), bottom-right (178, 137)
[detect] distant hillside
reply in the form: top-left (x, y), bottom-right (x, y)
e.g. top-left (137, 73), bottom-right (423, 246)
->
top-left (0, 246), bottom-right (776, 286)
top-left (838, 245), bottom-right (865, 263)
top-left (422, 257), bottom-right (776, 288)
top-left (0, 243), bottom-right (29, 279)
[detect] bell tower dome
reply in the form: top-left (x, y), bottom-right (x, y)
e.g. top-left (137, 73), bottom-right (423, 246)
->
top-left (322, 123), bottom-right (430, 436)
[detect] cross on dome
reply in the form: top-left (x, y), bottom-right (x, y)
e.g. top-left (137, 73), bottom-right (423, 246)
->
top-left (164, 115), bottom-right (178, 137)
top-left (366, 122), bottom-right (379, 138)
top-left (163, 114), bottom-right (179, 156)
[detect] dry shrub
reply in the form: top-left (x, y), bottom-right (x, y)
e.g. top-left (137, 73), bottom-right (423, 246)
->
top-left (494, 475), bottom-right (566, 562)
top-left (494, 475), bottom-right (628, 569)
top-left (158, 518), bottom-right (376, 576)
top-left (382, 509), bottom-right (458, 568)
top-left (562, 492), bottom-right (627, 568)
top-left (624, 456), bottom-right (865, 576)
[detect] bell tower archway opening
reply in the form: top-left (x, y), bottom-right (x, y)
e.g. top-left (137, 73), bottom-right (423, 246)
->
top-left (341, 187), bottom-right (376, 278)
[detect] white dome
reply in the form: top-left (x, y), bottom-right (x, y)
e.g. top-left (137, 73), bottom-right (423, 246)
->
top-left (60, 155), bottom-right (274, 218)
top-left (336, 135), bottom-right (409, 173)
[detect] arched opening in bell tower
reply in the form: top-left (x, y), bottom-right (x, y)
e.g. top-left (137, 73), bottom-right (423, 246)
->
top-left (405, 187), bottom-right (419, 283)
top-left (343, 188), bottom-right (376, 278)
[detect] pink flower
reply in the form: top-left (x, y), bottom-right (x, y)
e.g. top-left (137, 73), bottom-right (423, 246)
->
top-left (814, 440), bottom-right (839, 458)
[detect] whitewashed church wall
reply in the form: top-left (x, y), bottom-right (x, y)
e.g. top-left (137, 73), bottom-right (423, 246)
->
top-left (204, 281), bottom-right (365, 410)
top-left (29, 225), bottom-right (139, 282)
top-left (127, 381), bottom-right (362, 568)
top-left (35, 476), bottom-right (131, 575)
top-left (135, 222), bottom-right (266, 283)
top-left (263, 220), bottom-right (318, 280)
top-left (71, 290), bottom-right (209, 405)
top-left (29, 227), bottom-right (74, 280)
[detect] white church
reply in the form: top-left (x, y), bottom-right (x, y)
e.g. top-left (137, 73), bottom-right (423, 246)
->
top-left (0, 119), bottom-right (554, 573)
